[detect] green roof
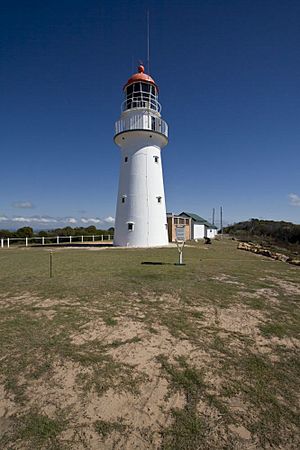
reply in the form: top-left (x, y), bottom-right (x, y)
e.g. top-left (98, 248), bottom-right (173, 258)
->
top-left (179, 212), bottom-right (218, 229)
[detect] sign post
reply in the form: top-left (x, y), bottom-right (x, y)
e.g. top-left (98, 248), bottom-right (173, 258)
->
top-left (175, 226), bottom-right (186, 266)
top-left (49, 251), bottom-right (53, 278)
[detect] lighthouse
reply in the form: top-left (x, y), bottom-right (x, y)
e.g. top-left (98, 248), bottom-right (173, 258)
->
top-left (113, 65), bottom-right (169, 247)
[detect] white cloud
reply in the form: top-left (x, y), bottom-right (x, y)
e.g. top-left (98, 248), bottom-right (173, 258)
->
top-left (12, 201), bottom-right (35, 209)
top-left (11, 216), bottom-right (58, 224)
top-left (0, 215), bottom-right (113, 228)
top-left (81, 217), bottom-right (103, 224)
top-left (12, 217), bottom-right (32, 222)
top-left (104, 216), bottom-right (115, 224)
top-left (288, 193), bottom-right (300, 207)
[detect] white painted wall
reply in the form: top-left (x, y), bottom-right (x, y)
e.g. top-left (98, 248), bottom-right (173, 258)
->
top-left (193, 223), bottom-right (206, 239)
top-left (114, 128), bottom-right (168, 247)
top-left (206, 228), bottom-right (218, 239)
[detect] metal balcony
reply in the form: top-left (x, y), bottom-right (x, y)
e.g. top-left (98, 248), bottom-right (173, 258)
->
top-left (115, 114), bottom-right (168, 138)
top-left (121, 96), bottom-right (161, 113)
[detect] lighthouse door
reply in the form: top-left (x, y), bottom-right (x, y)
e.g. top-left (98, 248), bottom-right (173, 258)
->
top-left (151, 116), bottom-right (156, 131)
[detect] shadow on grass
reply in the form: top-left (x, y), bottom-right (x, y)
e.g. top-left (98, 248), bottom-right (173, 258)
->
top-left (141, 261), bottom-right (173, 265)
top-left (141, 261), bottom-right (185, 266)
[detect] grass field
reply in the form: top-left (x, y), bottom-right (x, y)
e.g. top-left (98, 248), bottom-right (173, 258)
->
top-left (0, 239), bottom-right (299, 449)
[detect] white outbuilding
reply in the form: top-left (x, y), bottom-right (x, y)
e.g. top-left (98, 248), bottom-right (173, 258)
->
top-left (179, 212), bottom-right (218, 239)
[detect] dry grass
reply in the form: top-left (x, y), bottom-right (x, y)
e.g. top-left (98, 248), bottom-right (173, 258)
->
top-left (0, 239), bottom-right (299, 449)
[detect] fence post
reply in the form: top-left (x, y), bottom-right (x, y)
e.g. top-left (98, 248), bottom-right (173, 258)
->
top-left (50, 251), bottom-right (53, 278)
top-left (108, 234), bottom-right (110, 240)
top-left (81, 235), bottom-right (84, 243)
top-left (92, 235), bottom-right (95, 242)
top-left (7, 238), bottom-right (10, 248)
top-left (1, 238), bottom-right (3, 248)
top-left (42, 237), bottom-right (45, 245)
top-left (25, 237), bottom-right (28, 247)
top-left (101, 235), bottom-right (103, 241)
top-left (69, 236), bottom-right (72, 243)
top-left (57, 236), bottom-right (59, 244)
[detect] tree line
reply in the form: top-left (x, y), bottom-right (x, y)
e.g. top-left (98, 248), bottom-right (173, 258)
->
top-left (224, 219), bottom-right (300, 245)
top-left (0, 226), bottom-right (114, 239)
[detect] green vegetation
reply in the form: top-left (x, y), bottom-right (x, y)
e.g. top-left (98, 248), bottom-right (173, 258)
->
top-left (94, 419), bottom-right (127, 437)
top-left (224, 218), bottom-right (300, 255)
top-left (8, 412), bottom-right (67, 450)
top-left (0, 225), bottom-right (114, 239)
top-left (0, 239), bottom-right (299, 449)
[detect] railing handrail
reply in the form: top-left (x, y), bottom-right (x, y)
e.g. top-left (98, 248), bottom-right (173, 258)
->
top-left (0, 233), bottom-right (114, 248)
top-left (4, 234), bottom-right (113, 240)
top-left (121, 96), bottom-right (161, 113)
top-left (115, 114), bottom-right (168, 138)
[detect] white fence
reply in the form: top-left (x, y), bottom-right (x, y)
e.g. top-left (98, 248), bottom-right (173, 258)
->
top-left (0, 234), bottom-right (114, 248)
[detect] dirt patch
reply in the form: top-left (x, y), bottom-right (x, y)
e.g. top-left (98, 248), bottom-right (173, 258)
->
top-left (262, 277), bottom-right (300, 295)
top-left (25, 360), bottom-right (89, 417)
top-left (226, 395), bottom-right (248, 414)
top-left (86, 382), bottom-right (185, 449)
top-left (228, 424), bottom-right (252, 440)
top-left (70, 318), bottom-right (148, 346)
top-left (109, 325), bottom-right (194, 370)
top-left (34, 298), bottom-right (82, 308)
top-left (0, 384), bottom-right (18, 438)
top-left (199, 305), bottom-right (263, 336)
top-left (20, 322), bottom-right (191, 449)
top-left (0, 384), bottom-right (17, 419)
top-left (216, 307), bottom-right (262, 335)
top-left (212, 273), bottom-right (244, 286)
top-left (239, 287), bottom-right (279, 300)
top-left (0, 293), bottom-right (42, 308)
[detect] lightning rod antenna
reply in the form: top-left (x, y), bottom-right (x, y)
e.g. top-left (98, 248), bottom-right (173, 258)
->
top-left (147, 10), bottom-right (150, 74)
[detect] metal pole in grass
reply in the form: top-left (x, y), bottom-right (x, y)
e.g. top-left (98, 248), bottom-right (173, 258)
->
top-left (50, 251), bottom-right (53, 278)
top-left (175, 225), bottom-right (186, 266)
top-left (175, 240), bottom-right (185, 265)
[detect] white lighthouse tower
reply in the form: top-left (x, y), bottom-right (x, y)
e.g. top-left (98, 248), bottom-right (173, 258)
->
top-left (113, 65), bottom-right (169, 247)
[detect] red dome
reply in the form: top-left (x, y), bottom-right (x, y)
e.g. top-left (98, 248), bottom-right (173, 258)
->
top-left (124, 65), bottom-right (157, 90)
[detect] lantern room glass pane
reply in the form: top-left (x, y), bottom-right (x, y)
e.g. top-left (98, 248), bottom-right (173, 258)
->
top-left (123, 81), bottom-right (160, 112)
top-left (141, 82), bottom-right (150, 92)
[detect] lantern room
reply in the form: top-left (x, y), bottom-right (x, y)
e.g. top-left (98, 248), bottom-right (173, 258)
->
top-left (122, 65), bottom-right (161, 113)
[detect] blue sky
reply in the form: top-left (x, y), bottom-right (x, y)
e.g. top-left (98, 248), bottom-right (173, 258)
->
top-left (0, 0), bottom-right (299, 229)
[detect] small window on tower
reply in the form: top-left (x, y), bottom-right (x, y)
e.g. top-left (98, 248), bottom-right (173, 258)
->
top-left (122, 195), bottom-right (126, 203)
top-left (157, 196), bottom-right (162, 203)
top-left (128, 222), bottom-right (134, 231)
top-left (154, 156), bottom-right (159, 163)
top-left (124, 156), bottom-right (128, 162)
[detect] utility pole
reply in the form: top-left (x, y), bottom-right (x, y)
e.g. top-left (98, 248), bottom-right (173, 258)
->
top-left (212, 208), bottom-right (215, 226)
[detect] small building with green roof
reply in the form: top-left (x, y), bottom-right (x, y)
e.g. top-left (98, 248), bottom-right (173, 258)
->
top-left (179, 212), bottom-right (218, 239)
